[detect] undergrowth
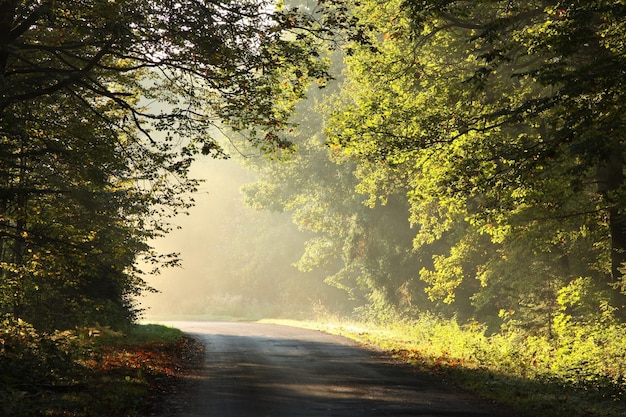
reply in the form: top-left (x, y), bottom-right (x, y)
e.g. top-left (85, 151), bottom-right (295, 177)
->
top-left (271, 315), bottom-right (626, 417)
top-left (0, 316), bottom-right (199, 417)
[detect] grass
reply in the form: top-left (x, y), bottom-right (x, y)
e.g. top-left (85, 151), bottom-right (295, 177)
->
top-left (0, 322), bottom-right (203, 417)
top-left (7, 315), bottom-right (621, 416)
top-left (265, 317), bottom-right (626, 417)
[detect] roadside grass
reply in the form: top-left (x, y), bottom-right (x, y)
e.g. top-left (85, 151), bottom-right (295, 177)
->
top-left (266, 317), bottom-right (626, 417)
top-left (0, 320), bottom-right (202, 417)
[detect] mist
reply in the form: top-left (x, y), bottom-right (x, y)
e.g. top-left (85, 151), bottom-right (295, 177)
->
top-left (139, 155), bottom-right (335, 321)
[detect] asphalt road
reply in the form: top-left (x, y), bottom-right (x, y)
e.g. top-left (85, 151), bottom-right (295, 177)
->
top-left (159, 321), bottom-right (524, 417)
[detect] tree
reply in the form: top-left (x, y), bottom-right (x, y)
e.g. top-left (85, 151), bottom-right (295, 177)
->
top-left (241, 76), bottom-right (431, 320)
top-left (0, 0), bottom-right (339, 150)
top-left (325, 0), bottom-right (626, 325)
top-left (0, 0), bottom-right (345, 329)
top-left (398, 0), bottom-right (626, 312)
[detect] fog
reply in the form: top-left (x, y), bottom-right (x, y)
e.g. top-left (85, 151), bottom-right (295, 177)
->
top-left (139, 155), bottom-right (333, 321)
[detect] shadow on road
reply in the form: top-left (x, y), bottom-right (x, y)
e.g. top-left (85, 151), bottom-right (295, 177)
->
top-left (157, 321), bottom-right (530, 417)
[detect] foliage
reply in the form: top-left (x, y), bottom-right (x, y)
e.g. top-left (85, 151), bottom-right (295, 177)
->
top-left (0, 314), bottom-right (76, 388)
top-left (240, 74), bottom-right (432, 318)
top-left (286, 316), bottom-right (626, 417)
top-left (319, 0), bottom-right (626, 327)
top-left (0, 0), bottom-right (357, 331)
top-left (0, 320), bottom-right (193, 417)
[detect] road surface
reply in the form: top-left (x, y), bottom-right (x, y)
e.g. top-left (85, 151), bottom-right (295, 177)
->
top-left (158, 321), bottom-right (526, 417)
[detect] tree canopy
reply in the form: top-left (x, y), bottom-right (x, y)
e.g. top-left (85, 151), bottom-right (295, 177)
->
top-left (0, 0), bottom-right (346, 330)
top-left (320, 0), bottom-right (626, 325)
top-left (229, 0), bottom-right (626, 332)
top-left (3, 0), bottom-right (626, 334)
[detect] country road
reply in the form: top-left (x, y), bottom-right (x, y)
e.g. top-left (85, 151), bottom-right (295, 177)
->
top-left (157, 321), bottom-right (526, 417)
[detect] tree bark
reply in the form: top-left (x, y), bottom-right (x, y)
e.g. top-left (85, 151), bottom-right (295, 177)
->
top-left (608, 207), bottom-right (626, 317)
top-left (597, 142), bottom-right (626, 319)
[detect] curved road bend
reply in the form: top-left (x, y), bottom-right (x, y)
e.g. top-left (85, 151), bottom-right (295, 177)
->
top-left (159, 321), bottom-right (527, 417)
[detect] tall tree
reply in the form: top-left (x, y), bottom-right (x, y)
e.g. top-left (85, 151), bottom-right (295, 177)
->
top-left (325, 0), bottom-right (626, 324)
top-left (398, 0), bottom-right (626, 312)
top-left (0, 0), bottom-right (345, 329)
top-left (241, 80), bottom-right (430, 319)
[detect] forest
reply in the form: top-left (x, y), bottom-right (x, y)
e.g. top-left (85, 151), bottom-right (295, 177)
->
top-left (1, 0), bottom-right (626, 415)
top-left (196, 0), bottom-right (626, 334)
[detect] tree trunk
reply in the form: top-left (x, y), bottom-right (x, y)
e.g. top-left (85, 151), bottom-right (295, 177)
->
top-left (608, 207), bottom-right (626, 314)
top-left (597, 142), bottom-right (626, 319)
top-left (0, 1), bottom-right (18, 74)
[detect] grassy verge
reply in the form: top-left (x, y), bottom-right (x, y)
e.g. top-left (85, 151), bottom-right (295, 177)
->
top-left (0, 320), bottom-right (203, 417)
top-left (265, 317), bottom-right (626, 417)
